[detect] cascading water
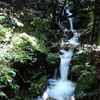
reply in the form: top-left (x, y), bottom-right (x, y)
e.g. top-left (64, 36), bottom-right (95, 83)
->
top-left (68, 18), bottom-right (74, 31)
top-left (60, 49), bottom-right (73, 82)
top-left (42, 5), bottom-right (80, 100)
top-left (66, 9), bottom-right (76, 31)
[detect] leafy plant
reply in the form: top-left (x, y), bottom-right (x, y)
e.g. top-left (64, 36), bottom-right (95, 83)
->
top-left (0, 13), bottom-right (6, 21)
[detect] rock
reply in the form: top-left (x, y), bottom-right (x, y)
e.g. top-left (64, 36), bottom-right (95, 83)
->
top-left (69, 50), bottom-right (93, 79)
top-left (75, 73), bottom-right (97, 100)
top-left (56, 31), bottom-right (64, 40)
top-left (66, 31), bottom-right (74, 40)
top-left (50, 43), bottom-right (61, 53)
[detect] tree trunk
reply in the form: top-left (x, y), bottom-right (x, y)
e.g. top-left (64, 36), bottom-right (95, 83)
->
top-left (97, 21), bottom-right (100, 46)
top-left (51, 0), bottom-right (57, 23)
top-left (41, 0), bottom-right (51, 17)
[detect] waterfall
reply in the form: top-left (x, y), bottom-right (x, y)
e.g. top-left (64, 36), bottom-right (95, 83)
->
top-left (66, 9), bottom-right (75, 31)
top-left (41, 5), bottom-right (80, 100)
top-left (66, 9), bottom-right (72, 16)
top-left (68, 18), bottom-right (74, 31)
top-left (60, 49), bottom-right (73, 82)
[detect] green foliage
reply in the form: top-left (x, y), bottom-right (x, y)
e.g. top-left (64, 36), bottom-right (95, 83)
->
top-left (0, 2), bottom-right (59, 99)
top-left (0, 64), bottom-right (19, 99)
top-left (47, 53), bottom-right (60, 63)
top-left (31, 17), bottom-right (57, 45)
top-left (87, 0), bottom-right (95, 28)
top-left (0, 16), bottom-right (5, 21)
top-left (0, 13), bottom-right (6, 21)
top-left (88, 6), bottom-right (94, 22)
top-left (70, 50), bottom-right (95, 77)
top-left (75, 73), bottom-right (96, 100)
top-left (0, 26), bottom-right (47, 99)
top-left (0, 92), bottom-right (7, 97)
top-left (28, 75), bottom-right (47, 96)
top-left (0, 24), bottom-right (12, 43)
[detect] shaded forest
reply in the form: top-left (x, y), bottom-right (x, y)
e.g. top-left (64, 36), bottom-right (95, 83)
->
top-left (0, 0), bottom-right (100, 100)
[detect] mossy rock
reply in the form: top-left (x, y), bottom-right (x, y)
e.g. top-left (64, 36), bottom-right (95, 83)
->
top-left (69, 50), bottom-right (93, 78)
top-left (18, 33), bottom-right (46, 53)
top-left (0, 32), bottom-right (47, 99)
top-left (70, 50), bottom-right (93, 66)
top-left (75, 73), bottom-right (97, 100)
top-left (56, 31), bottom-right (64, 40)
top-left (63, 44), bottom-right (69, 51)
top-left (50, 43), bottom-right (60, 53)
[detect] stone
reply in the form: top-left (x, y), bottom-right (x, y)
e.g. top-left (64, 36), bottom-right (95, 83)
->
top-left (75, 73), bottom-right (97, 100)
top-left (66, 31), bottom-right (74, 40)
top-left (50, 43), bottom-right (61, 53)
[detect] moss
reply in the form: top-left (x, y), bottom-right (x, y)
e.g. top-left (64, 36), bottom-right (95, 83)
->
top-left (50, 43), bottom-right (60, 53)
top-left (18, 33), bottom-right (46, 53)
top-left (70, 50), bottom-right (93, 66)
top-left (47, 53), bottom-right (60, 64)
top-left (75, 73), bottom-right (96, 100)
top-left (70, 50), bottom-right (94, 77)
top-left (0, 31), bottom-right (47, 99)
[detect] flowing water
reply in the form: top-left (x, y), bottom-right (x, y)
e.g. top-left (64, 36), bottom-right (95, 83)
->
top-left (40, 6), bottom-right (81, 100)
top-left (41, 9), bottom-right (80, 100)
top-left (44, 33), bottom-right (80, 100)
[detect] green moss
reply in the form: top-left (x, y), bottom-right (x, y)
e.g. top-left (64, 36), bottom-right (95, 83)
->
top-left (18, 33), bottom-right (46, 53)
top-left (38, 75), bottom-right (47, 84)
top-left (70, 50), bottom-right (94, 77)
top-left (75, 73), bottom-right (96, 100)
top-left (0, 30), bottom-right (47, 99)
top-left (47, 53), bottom-right (60, 64)
top-left (70, 50), bottom-right (93, 66)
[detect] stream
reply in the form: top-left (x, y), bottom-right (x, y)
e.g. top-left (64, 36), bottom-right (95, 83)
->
top-left (41, 7), bottom-right (80, 100)
top-left (35, 3), bottom-right (81, 100)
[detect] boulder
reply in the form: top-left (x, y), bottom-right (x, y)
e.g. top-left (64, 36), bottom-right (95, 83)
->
top-left (0, 32), bottom-right (47, 98)
top-left (69, 50), bottom-right (93, 79)
top-left (75, 73), bottom-right (97, 100)
top-left (66, 31), bottom-right (74, 40)
top-left (50, 43), bottom-right (61, 53)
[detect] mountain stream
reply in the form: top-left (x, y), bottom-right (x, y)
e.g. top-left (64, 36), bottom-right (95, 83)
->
top-left (38, 6), bottom-right (81, 100)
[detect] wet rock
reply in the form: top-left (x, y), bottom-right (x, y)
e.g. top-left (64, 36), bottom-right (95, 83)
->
top-left (66, 31), bottom-right (74, 40)
top-left (63, 44), bottom-right (69, 51)
top-left (59, 50), bottom-right (64, 55)
top-left (50, 43), bottom-right (61, 53)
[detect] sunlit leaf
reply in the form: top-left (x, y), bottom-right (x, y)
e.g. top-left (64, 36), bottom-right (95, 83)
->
top-left (0, 92), bottom-right (7, 97)
top-left (7, 71), bottom-right (16, 78)
top-left (18, 51), bottom-right (25, 54)
top-left (0, 16), bottom-right (5, 21)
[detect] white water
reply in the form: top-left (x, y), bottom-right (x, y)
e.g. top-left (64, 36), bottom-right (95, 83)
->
top-left (60, 49), bottom-right (73, 82)
top-left (41, 7), bottom-right (80, 100)
top-left (44, 32), bottom-right (80, 100)
top-left (66, 9), bottom-right (72, 16)
top-left (68, 18), bottom-right (74, 31)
